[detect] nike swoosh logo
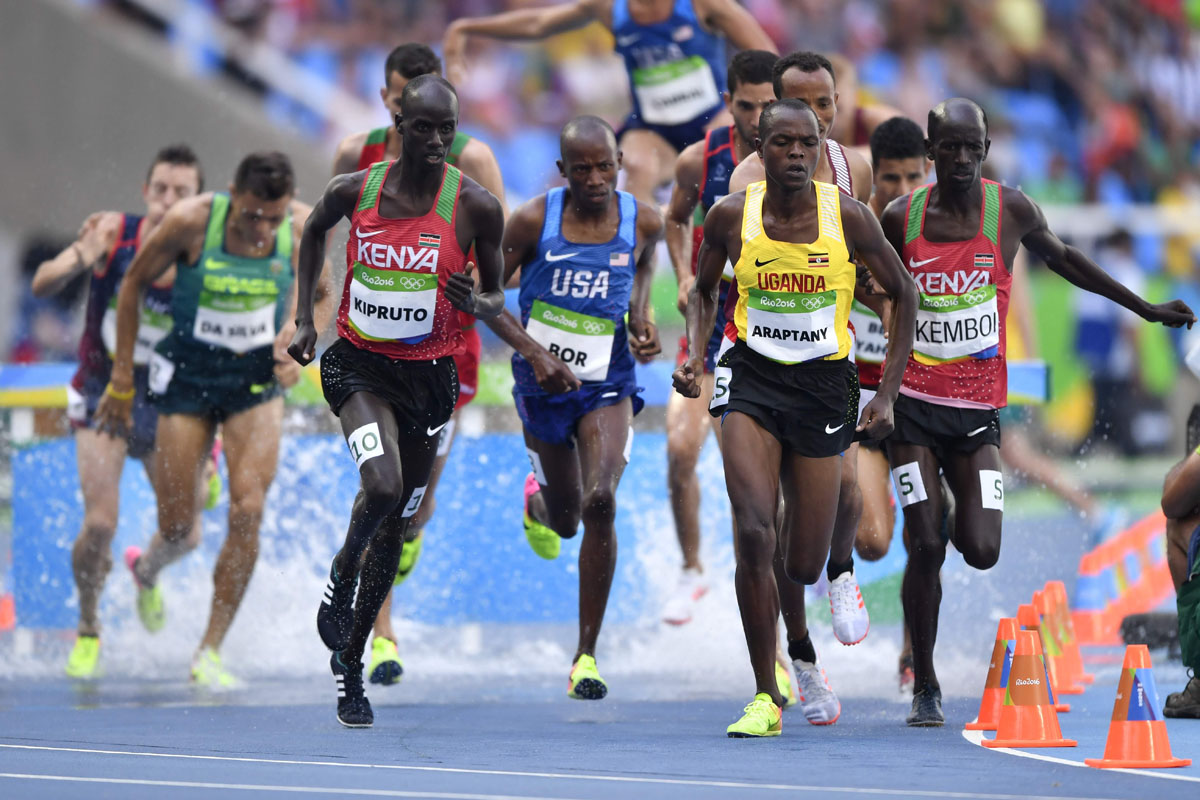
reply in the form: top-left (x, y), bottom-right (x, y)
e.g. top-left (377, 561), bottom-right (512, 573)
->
top-left (545, 251), bottom-right (579, 262)
top-left (206, 259), bottom-right (233, 270)
top-left (825, 423), bottom-right (845, 434)
top-left (908, 256), bottom-right (940, 269)
top-left (616, 34), bottom-right (640, 46)
top-left (601, 391), bottom-right (619, 398)
top-left (356, 228), bottom-right (385, 239)
top-left (426, 421), bottom-right (448, 437)
top-left (755, 257), bottom-right (781, 267)
top-left (966, 425), bottom-right (989, 437)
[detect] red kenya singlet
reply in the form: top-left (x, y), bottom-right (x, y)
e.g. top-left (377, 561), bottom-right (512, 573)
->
top-left (336, 161), bottom-right (468, 360)
top-left (899, 179), bottom-right (1011, 408)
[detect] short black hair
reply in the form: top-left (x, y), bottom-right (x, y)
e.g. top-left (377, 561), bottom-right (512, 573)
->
top-left (233, 151), bottom-right (294, 200)
top-left (928, 98), bottom-right (989, 141)
top-left (147, 143), bottom-right (203, 191)
top-left (727, 50), bottom-right (778, 95)
top-left (771, 51), bottom-right (835, 99)
top-left (385, 43), bottom-right (442, 83)
top-left (400, 73), bottom-right (458, 116)
top-left (758, 98), bottom-right (819, 139)
top-left (560, 115), bottom-right (617, 158)
top-left (869, 117), bottom-right (925, 169)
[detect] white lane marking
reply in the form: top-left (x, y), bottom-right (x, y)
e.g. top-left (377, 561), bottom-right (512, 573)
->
top-left (0, 743), bottom-right (1137, 799)
top-left (0, 773), bottom-right (565, 799)
top-left (962, 728), bottom-right (1200, 783)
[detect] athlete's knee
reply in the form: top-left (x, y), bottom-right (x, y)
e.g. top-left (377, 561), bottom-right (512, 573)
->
top-left (358, 462), bottom-right (405, 516)
top-left (783, 552), bottom-right (823, 586)
top-left (906, 529), bottom-right (947, 570)
top-left (666, 433), bottom-right (701, 478)
top-left (959, 535), bottom-right (1001, 570)
top-left (734, 522), bottom-right (775, 567)
top-left (79, 512), bottom-right (118, 546)
top-left (581, 485), bottom-right (617, 527)
top-left (855, 526), bottom-right (891, 561)
top-left (228, 487), bottom-right (267, 523)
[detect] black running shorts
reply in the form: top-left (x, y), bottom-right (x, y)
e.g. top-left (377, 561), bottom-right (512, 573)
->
top-left (888, 393), bottom-right (1001, 460)
top-left (714, 341), bottom-right (858, 458)
top-left (320, 337), bottom-right (459, 439)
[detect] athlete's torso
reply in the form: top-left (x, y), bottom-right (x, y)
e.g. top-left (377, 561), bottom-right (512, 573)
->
top-left (338, 162), bottom-right (469, 360)
top-left (514, 187), bottom-right (639, 388)
top-left (160, 195), bottom-right (294, 367)
top-left (731, 180), bottom-right (856, 364)
top-left (77, 214), bottom-right (174, 379)
top-left (899, 179), bottom-right (1011, 408)
top-left (612, 0), bottom-right (726, 128)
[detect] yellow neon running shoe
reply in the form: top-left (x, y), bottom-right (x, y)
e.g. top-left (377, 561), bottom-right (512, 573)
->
top-left (368, 636), bottom-right (404, 686)
top-left (727, 693), bottom-right (782, 738)
top-left (124, 546), bottom-right (164, 633)
top-left (775, 661), bottom-right (798, 709)
top-left (392, 532), bottom-right (424, 587)
top-left (567, 654), bottom-right (608, 700)
top-left (523, 473), bottom-right (560, 560)
top-left (65, 635), bottom-right (100, 679)
top-left (191, 648), bottom-right (239, 689)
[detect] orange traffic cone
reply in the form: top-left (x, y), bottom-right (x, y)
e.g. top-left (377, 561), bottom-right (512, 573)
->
top-left (1046, 580), bottom-right (1094, 685)
top-left (1035, 589), bottom-right (1084, 695)
top-left (965, 618), bottom-right (1019, 731)
top-left (1017, 602), bottom-right (1070, 712)
top-left (1085, 645), bottom-right (1191, 768)
top-left (983, 630), bottom-right (1077, 748)
top-left (1072, 552), bottom-right (1121, 646)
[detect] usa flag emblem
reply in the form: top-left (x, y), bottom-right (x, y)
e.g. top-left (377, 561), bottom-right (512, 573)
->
top-left (609, 252), bottom-right (630, 267)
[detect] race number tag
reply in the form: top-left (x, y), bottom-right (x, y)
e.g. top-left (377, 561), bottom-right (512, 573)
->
top-left (623, 426), bottom-right (633, 465)
top-left (891, 461), bottom-right (928, 508)
top-left (913, 285), bottom-right (1000, 362)
top-left (347, 263), bottom-right (437, 342)
top-left (709, 335), bottom-right (734, 412)
top-left (745, 289), bottom-right (839, 364)
top-left (148, 352), bottom-right (175, 395)
top-left (980, 469), bottom-right (1004, 511)
top-left (632, 56), bottom-right (721, 126)
top-left (347, 422), bottom-right (384, 468)
top-left (65, 384), bottom-right (86, 423)
top-left (526, 447), bottom-right (547, 486)
top-left (103, 300), bottom-right (172, 365)
top-left (525, 300), bottom-right (614, 382)
top-left (849, 300), bottom-right (887, 365)
top-left (401, 484), bottom-right (428, 518)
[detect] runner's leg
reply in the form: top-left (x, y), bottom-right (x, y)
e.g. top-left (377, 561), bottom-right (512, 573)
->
top-left (72, 428), bottom-right (128, 636)
top-left (618, 129), bottom-right (679, 206)
top-left (855, 445), bottom-right (896, 560)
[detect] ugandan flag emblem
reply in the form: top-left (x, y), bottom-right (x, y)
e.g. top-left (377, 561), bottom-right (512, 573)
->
top-left (808, 253), bottom-right (830, 268)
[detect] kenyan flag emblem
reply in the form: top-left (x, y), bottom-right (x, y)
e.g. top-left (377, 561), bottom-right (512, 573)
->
top-left (419, 233), bottom-right (441, 249)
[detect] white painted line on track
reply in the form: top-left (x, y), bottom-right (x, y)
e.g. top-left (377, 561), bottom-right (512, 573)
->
top-left (962, 728), bottom-right (1200, 783)
top-left (0, 774), bottom-right (571, 799)
top-left (0, 743), bottom-right (1129, 799)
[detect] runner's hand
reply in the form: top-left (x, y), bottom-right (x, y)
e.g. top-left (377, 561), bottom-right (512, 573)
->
top-left (445, 261), bottom-right (477, 315)
top-left (628, 318), bottom-right (661, 363)
top-left (676, 275), bottom-right (693, 315)
top-left (672, 358), bottom-right (704, 398)
top-left (529, 349), bottom-right (581, 394)
top-left (443, 22), bottom-right (469, 85)
top-left (76, 212), bottom-right (122, 266)
top-left (1145, 299), bottom-right (1196, 329)
top-left (287, 320), bottom-right (318, 365)
top-left (94, 375), bottom-right (134, 441)
top-left (856, 393), bottom-right (895, 440)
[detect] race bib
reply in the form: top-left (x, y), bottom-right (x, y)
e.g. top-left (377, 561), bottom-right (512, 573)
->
top-left (148, 352), bottom-right (175, 395)
top-left (709, 335), bottom-right (734, 412)
top-left (632, 56), bottom-right (720, 126)
top-left (347, 262), bottom-right (437, 342)
top-left (193, 291), bottom-right (277, 354)
top-left (913, 285), bottom-right (999, 362)
top-left (102, 300), bottom-right (171, 366)
top-left (525, 300), bottom-right (614, 382)
top-left (849, 300), bottom-right (886, 365)
top-left (745, 289), bottom-right (838, 364)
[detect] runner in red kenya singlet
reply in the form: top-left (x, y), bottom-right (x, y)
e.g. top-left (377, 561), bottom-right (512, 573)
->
top-left (290, 75), bottom-right (506, 729)
top-left (879, 98), bottom-right (1195, 727)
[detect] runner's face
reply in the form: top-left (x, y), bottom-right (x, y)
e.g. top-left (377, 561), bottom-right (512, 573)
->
top-left (397, 95), bottom-right (458, 167)
top-left (558, 139), bottom-right (620, 212)
top-left (143, 163), bottom-right (201, 226)
top-left (725, 81), bottom-right (775, 147)
top-left (380, 72), bottom-right (409, 118)
top-left (758, 107), bottom-right (820, 192)
top-left (872, 156), bottom-right (929, 209)
top-left (228, 191), bottom-right (291, 249)
top-left (777, 67), bottom-right (837, 143)
top-left (928, 116), bottom-right (989, 194)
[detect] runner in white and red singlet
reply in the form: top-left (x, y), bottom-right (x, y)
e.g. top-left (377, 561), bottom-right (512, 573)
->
top-left (289, 75), bottom-right (505, 729)
top-left (879, 98), bottom-right (1195, 727)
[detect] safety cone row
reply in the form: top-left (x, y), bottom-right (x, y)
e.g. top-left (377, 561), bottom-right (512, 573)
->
top-left (965, 618), bottom-right (1017, 731)
top-left (982, 630), bottom-right (1076, 748)
top-left (1035, 589), bottom-right (1085, 695)
top-left (1085, 645), bottom-right (1191, 769)
top-left (1045, 580), bottom-right (1094, 685)
top-left (1017, 602), bottom-right (1070, 712)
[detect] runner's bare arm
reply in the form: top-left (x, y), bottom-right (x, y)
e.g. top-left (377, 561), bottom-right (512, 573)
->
top-left (444, 0), bottom-right (609, 83)
top-left (666, 141), bottom-right (705, 315)
top-left (728, 153), bottom-right (764, 195)
top-left (629, 201), bottom-right (665, 362)
top-left (446, 182), bottom-right (505, 320)
top-left (1162, 451), bottom-right (1200, 520)
top-left (31, 211), bottom-right (124, 297)
top-left (844, 196), bottom-right (917, 436)
top-left (457, 139), bottom-right (508, 219)
top-left (290, 173), bottom-right (361, 365)
top-left (675, 192), bottom-right (741, 397)
top-left (483, 196), bottom-right (580, 394)
top-left (694, 0), bottom-right (778, 52)
top-left (1013, 192), bottom-right (1195, 329)
top-left (331, 132), bottom-right (370, 177)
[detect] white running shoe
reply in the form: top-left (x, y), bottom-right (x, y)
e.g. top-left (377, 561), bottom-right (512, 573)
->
top-left (662, 567), bottom-right (708, 625)
top-left (793, 657), bottom-right (840, 725)
top-left (828, 568), bottom-right (870, 645)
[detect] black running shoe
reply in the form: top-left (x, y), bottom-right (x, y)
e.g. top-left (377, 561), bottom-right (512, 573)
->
top-left (317, 560), bottom-right (355, 652)
top-left (331, 651), bottom-right (373, 728)
top-left (1164, 675), bottom-right (1200, 719)
top-left (907, 685), bottom-right (944, 727)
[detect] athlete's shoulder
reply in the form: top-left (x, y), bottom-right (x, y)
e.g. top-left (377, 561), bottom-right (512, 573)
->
top-left (728, 153), bottom-right (764, 195)
top-left (165, 192), bottom-right (216, 233)
top-left (457, 136), bottom-right (499, 171)
top-left (843, 146), bottom-right (873, 203)
top-left (706, 189), bottom-right (746, 226)
top-left (505, 193), bottom-right (550, 244)
top-left (332, 130), bottom-right (371, 176)
top-left (634, 197), bottom-right (664, 239)
top-left (996, 182), bottom-right (1038, 225)
top-left (457, 171), bottom-right (503, 218)
top-left (674, 138), bottom-right (707, 177)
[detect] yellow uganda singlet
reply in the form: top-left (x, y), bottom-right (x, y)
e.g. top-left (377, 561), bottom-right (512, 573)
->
top-left (733, 180), bottom-right (856, 364)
